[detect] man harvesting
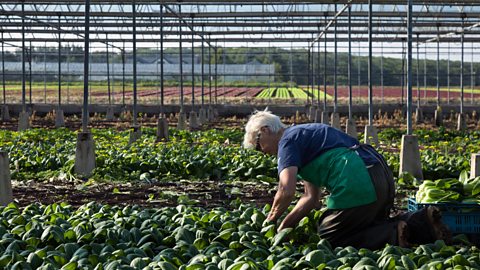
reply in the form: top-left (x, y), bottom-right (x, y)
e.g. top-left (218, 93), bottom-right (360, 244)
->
top-left (243, 110), bottom-right (451, 250)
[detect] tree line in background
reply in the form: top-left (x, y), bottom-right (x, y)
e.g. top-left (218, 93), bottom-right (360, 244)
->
top-left (1, 46), bottom-right (478, 87)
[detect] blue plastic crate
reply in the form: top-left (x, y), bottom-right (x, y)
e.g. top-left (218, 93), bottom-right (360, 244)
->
top-left (408, 198), bottom-right (480, 234)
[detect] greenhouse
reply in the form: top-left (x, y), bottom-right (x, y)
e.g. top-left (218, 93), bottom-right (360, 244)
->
top-left (0, 0), bottom-right (480, 269)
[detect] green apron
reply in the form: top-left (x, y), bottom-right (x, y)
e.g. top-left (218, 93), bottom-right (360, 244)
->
top-left (298, 147), bottom-right (377, 209)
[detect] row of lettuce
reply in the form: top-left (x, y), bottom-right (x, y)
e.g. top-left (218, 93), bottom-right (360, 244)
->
top-left (0, 127), bottom-right (479, 183)
top-left (0, 201), bottom-right (477, 269)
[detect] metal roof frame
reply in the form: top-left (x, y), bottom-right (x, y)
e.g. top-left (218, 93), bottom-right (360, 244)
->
top-left (0, 1), bottom-right (479, 48)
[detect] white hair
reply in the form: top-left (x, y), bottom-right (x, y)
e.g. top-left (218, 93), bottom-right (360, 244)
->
top-left (243, 109), bottom-right (286, 149)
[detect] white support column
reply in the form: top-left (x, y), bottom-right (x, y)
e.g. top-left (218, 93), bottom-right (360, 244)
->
top-left (1, 105), bottom-right (10, 121)
top-left (0, 151), bottom-right (12, 206)
top-left (321, 111), bottom-right (329, 125)
top-left (156, 115), bottom-right (169, 142)
top-left (106, 106), bottom-right (114, 121)
top-left (308, 105), bottom-right (316, 122)
top-left (55, 109), bottom-right (65, 128)
top-left (177, 112), bottom-right (187, 130)
top-left (364, 125), bottom-right (379, 146)
top-left (330, 112), bottom-right (341, 130)
top-left (18, 111), bottom-right (30, 131)
top-left (74, 132), bottom-right (95, 178)
top-left (470, 153), bottom-right (480, 178)
top-left (314, 108), bottom-right (322, 123)
top-left (434, 106), bottom-right (443, 126)
top-left (189, 111), bottom-right (199, 129)
top-left (129, 126), bottom-right (142, 144)
top-left (346, 118), bottom-right (357, 138)
top-left (198, 108), bottom-right (207, 124)
top-left (415, 107), bottom-right (423, 123)
top-left (457, 112), bottom-right (466, 131)
top-left (399, 134), bottom-right (423, 180)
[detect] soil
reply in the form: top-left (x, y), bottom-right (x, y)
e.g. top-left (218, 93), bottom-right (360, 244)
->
top-left (12, 179), bottom-right (276, 209)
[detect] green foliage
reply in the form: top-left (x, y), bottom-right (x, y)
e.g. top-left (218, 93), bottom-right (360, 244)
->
top-left (378, 128), bottom-right (480, 180)
top-left (415, 172), bottom-right (480, 203)
top-left (0, 128), bottom-right (276, 182)
top-left (0, 202), bottom-right (478, 269)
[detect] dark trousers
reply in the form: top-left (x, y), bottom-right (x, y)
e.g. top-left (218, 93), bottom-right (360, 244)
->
top-left (317, 162), bottom-right (399, 250)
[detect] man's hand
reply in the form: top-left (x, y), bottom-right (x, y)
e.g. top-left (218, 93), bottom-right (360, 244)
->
top-left (277, 180), bottom-right (320, 231)
top-left (267, 166), bottom-right (298, 223)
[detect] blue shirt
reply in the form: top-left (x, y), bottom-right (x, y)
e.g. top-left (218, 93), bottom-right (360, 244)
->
top-left (277, 123), bottom-right (382, 174)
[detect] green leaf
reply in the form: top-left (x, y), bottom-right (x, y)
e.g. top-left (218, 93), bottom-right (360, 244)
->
top-left (261, 224), bottom-right (276, 239)
top-left (61, 262), bottom-right (78, 270)
top-left (270, 228), bottom-right (292, 250)
top-left (0, 254), bottom-right (12, 268)
top-left (193, 238), bottom-right (208, 250)
top-left (304, 250), bottom-right (326, 267)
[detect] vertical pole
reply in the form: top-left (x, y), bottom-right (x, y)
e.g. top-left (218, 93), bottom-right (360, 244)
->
top-left (416, 34), bottom-right (420, 107)
top-left (223, 46), bottom-right (226, 103)
top-left (1, 32), bottom-right (5, 105)
top-left (191, 16), bottom-right (195, 109)
top-left (214, 46), bottom-right (218, 104)
top-left (424, 44), bottom-right (427, 103)
top-left (307, 47), bottom-right (311, 104)
top-left (82, 0), bottom-right (90, 132)
top-left (132, 0), bottom-right (138, 126)
top-left (109, 45), bottom-right (113, 104)
top-left (323, 14), bottom-right (327, 111)
top-left (106, 34), bottom-right (111, 105)
top-left (58, 15), bottom-right (62, 108)
top-left (289, 42), bottom-right (293, 91)
top-left (66, 42), bottom-right (70, 104)
top-left (348, 5), bottom-right (352, 119)
top-left (179, 4), bottom-right (184, 112)
top-left (358, 42), bottom-right (361, 102)
top-left (407, 0), bottom-right (413, 135)
top-left (447, 42), bottom-right (450, 104)
top-left (208, 36), bottom-right (212, 105)
top-left (122, 43), bottom-right (125, 106)
top-left (401, 40), bottom-right (405, 106)
top-left (460, 17), bottom-right (464, 114)
top-left (160, 5), bottom-right (164, 114)
top-left (88, 46), bottom-right (92, 105)
top-left (310, 39), bottom-right (314, 100)
top-left (21, 0), bottom-right (26, 112)
top-left (471, 42), bottom-right (474, 104)
top-left (381, 42), bottom-right (384, 104)
top-left (29, 41), bottom-right (32, 106)
top-left (333, 3), bottom-right (338, 113)
top-left (317, 32), bottom-right (321, 105)
top-left (368, 0), bottom-right (373, 125)
top-left (436, 25), bottom-right (440, 106)
top-left (201, 26), bottom-right (204, 108)
top-left (43, 42), bottom-right (46, 104)
top-left (156, 42), bottom-right (159, 103)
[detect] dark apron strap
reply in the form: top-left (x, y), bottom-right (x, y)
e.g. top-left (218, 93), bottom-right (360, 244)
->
top-left (350, 143), bottom-right (396, 214)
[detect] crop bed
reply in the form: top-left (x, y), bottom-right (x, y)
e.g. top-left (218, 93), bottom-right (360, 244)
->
top-left (1, 113), bottom-right (480, 269)
top-left (0, 201), bottom-right (479, 269)
top-left (5, 82), bottom-right (479, 105)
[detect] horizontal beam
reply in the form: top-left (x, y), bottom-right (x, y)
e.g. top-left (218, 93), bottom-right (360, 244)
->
top-left (2, 10), bottom-right (480, 19)
top-left (0, 0), bottom-right (479, 4)
top-left (4, 37), bottom-right (480, 43)
top-left (0, 21), bottom-right (474, 28)
top-left (4, 28), bottom-right (480, 37)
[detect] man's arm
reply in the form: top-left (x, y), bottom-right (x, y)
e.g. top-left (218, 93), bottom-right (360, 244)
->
top-left (266, 166), bottom-right (298, 223)
top-left (277, 180), bottom-right (320, 231)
